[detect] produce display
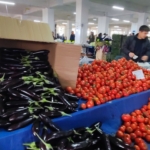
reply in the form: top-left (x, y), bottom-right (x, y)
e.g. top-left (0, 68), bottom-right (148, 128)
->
top-left (24, 122), bottom-right (135, 150)
top-left (66, 58), bottom-right (150, 109)
top-left (0, 48), bottom-right (79, 131)
top-left (116, 99), bottom-right (150, 150)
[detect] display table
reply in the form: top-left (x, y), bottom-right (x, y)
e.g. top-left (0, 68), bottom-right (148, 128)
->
top-left (1, 90), bottom-right (150, 150)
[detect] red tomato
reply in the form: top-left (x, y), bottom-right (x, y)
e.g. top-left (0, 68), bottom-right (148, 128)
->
top-left (122, 114), bottom-right (131, 122)
top-left (80, 103), bottom-right (86, 109)
top-left (137, 115), bottom-right (144, 123)
top-left (116, 130), bottom-right (124, 138)
top-left (126, 127), bottom-right (133, 133)
top-left (119, 125), bottom-right (126, 132)
top-left (130, 133), bottom-right (137, 140)
top-left (134, 130), bottom-right (142, 137)
top-left (134, 145), bottom-right (140, 150)
top-left (145, 134), bottom-right (150, 142)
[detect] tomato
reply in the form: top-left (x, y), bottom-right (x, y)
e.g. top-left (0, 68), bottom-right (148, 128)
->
top-left (123, 136), bottom-right (132, 145)
top-left (80, 103), bottom-right (86, 109)
top-left (138, 141), bottom-right (148, 150)
top-left (135, 110), bottom-right (142, 115)
top-left (135, 138), bottom-right (143, 144)
top-left (126, 127), bottom-right (133, 133)
top-left (139, 124), bottom-right (146, 132)
top-left (122, 114), bottom-right (131, 122)
top-left (137, 115), bottom-right (144, 123)
top-left (124, 122), bottom-right (131, 127)
top-left (119, 125), bottom-right (126, 132)
top-left (131, 116), bottom-right (137, 122)
top-left (131, 123), bottom-right (137, 131)
top-left (134, 130), bottom-right (142, 137)
top-left (86, 101), bottom-right (94, 108)
top-left (145, 134), bottom-right (150, 142)
top-left (134, 145), bottom-right (140, 150)
top-left (116, 130), bottom-right (124, 138)
top-left (66, 86), bottom-right (72, 92)
top-left (130, 133), bottom-right (137, 140)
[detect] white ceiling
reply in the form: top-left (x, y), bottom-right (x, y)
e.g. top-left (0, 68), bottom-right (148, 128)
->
top-left (0, 0), bottom-right (149, 27)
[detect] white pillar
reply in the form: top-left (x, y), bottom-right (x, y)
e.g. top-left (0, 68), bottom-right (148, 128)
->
top-left (67, 21), bottom-right (72, 40)
top-left (131, 23), bottom-right (138, 33)
top-left (98, 16), bottom-right (109, 34)
top-left (137, 13), bottom-right (147, 28)
top-left (42, 8), bottom-right (55, 32)
top-left (75, 0), bottom-right (89, 44)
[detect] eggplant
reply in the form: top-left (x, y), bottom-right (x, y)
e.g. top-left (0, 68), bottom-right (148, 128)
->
top-left (0, 119), bottom-right (11, 127)
top-left (1, 79), bottom-right (23, 91)
top-left (46, 130), bottom-right (73, 142)
top-left (9, 71), bottom-right (30, 79)
top-left (1, 58), bottom-right (20, 63)
top-left (1, 107), bottom-right (27, 118)
top-left (9, 66), bottom-right (30, 71)
top-left (7, 117), bottom-right (34, 131)
top-left (108, 135), bottom-right (135, 150)
top-left (32, 120), bottom-right (41, 136)
top-left (8, 88), bottom-right (32, 101)
top-left (5, 101), bottom-right (30, 107)
top-left (31, 50), bottom-right (49, 55)
top-left (9, 109), bottom-right (33, 122)
top-left (32, 66), bottom-right (49, 71)
top-left (0, 98), bottom-right (5, 115)
top-left (17, 88), bottom-right (40, 101)
top-left (64, 93), bottom-right (79, 101)
top-left (0, 66), bottom-right (10, 71)
top-left (39, 113), bottom-right (61, 131)
top-left (57, 138), bottom-right (69, 150)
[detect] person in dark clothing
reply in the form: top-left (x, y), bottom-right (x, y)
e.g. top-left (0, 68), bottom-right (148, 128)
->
top-left (96, 33), bottom-right (102, 41)
top-left (121, 25), bottom-right (150, 62)
top-left (70, 31), bottom-right (75, 42)
top-left (88, 32), bottom-right (95, 44)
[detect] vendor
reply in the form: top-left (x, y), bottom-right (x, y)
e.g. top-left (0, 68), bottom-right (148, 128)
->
top-left (121, 25), bottom-right (150, 62)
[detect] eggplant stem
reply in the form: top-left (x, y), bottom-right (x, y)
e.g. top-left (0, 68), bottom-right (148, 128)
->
top-left (0, 73), bottom-right (5, 82)
top-left (23, 142), bottom-right (36, 148)
top-left (73, 130), bottom-right (81, 135)
top-left (85, 127), bottom-right (96, 134)
top-left (45, 106), bottom-right (54, 111)
top-left (35, 132), bottom-right (53, 150)
top-left (67, 137), bottom-right (74, 143)
top-left (60, 111), bottom-right (71, 117)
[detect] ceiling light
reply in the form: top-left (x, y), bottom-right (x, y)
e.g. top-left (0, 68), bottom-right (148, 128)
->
top-left (117, 29), bottom-right (122, 30)
top-left (88, 22), bottom-right (94, 25)
top-left (111, 18), bottom-right (119, 21)
top-left (123, 20), bottom-right (130, 23)
top-left (34, 20), bottom-right (41, 23)
top-left (93, 19), bottom-right (97, 21)
top-left (0, 1), bottom-right (15, 5)
top-left (114, 26), bottom-right (119, 28)
top-left (112, 6), bottom-right (124, 10)
top-left (73, 12), bottom-right (76, 15)
top-left (62, 23), bottom-right (67, 25)
top-left (72, 23), bottom-right (75, 26)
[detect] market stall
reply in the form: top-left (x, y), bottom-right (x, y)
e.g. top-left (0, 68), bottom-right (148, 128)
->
top-left (0, 90), bottom-right (150, 150)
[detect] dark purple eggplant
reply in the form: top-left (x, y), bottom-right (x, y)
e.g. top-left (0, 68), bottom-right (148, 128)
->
top-left (17, 88), bottom-right (40, 101)
top-left (0, 71), bottom-right (15, 76)
top-left (64, 93), bottom-right (79, 101)
top-left (1, 58), bottom-right (20, 63)
top-left (39, 113), bottom-right (60, 131)
top-left (32, 120), bottom-right (41, 136)
top-left (0, 66), bottom-right (10, 71)
top-left (8, 88), bottom-right (32, 101)
top-left (0, 98), bottom-right (5, 115)
top-left (0, 119), bottom-right (11, 127)
top-left (32, 66), bottom-right (49, 71)
top-left (7, 117), bottom-right (34, 131)
top-left (46, 130), bottom-right (73, 142)
top-left (1, 79), bottom-right (23, 91)
top-left (9, 71), bottom-right (30, 79)
top-left (9, 66), bottom-right (30, 71)
top-left (5, 100), bottom-right (30, 107)
top-left (31, 50), bottom-right (49, 55)
top-left (8, 96), bottom-right (20, 101)
top-left (9, 109), bottom-right (32, 122)
top-left (33, 87), bottom-right (45, 93)
top-left (57, 138), bottom-right (69, 150)
top-left (1, 107), bottom-right (27, 118)
top-left (4, 64), bottom-right (24, 67)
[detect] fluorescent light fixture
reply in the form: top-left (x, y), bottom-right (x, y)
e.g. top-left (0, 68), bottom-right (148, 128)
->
top-left (111, 18), bottom-right (119, 21)
top-left (117, 29), bottom-right (122, 30)
top-left (93, 19), bottom-right (97, 21)
top-left (88, 22), bottom-right (94, 25)
top-left (73, 12), bottom-right (76, 15)
top-left (123, 20), bottom-right (130, 23)
top-left (0, 1), bottom-right (15, 5)
top-left (95, 27), bottom-right (98, 28)
top-left (114, 26), bottom-right (119, 28)
top-left (72, 23), bottom-right (75, 25)
top-left (62, 23), bottom-right (67, 25)
top-left (112, 6), bottom-right (124, 10)
top-left (34, 20), bottom-right (40, 23)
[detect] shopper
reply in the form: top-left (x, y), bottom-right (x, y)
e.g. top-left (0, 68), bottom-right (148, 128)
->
top-left (52, 32), bottom-right (56, 40)
top-left (121, 25), bottom-right (150, 62)
top-left (70, 31), bottom-right (75, 42)
top-left (88, 32), bottom-right (95, 44)
top-left (96, 33), bottom-right (102, 41)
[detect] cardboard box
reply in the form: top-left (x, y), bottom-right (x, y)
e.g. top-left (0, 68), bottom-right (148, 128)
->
top-left (0, 16), bottom-right (81, 88)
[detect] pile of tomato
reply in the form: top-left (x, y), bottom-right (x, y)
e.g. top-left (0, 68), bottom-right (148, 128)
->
top-left (66, 58), bottom-right (150, 109)
top-left (116, 100), bottom-right (150, 150)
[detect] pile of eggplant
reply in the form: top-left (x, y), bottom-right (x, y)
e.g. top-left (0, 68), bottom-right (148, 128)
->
top-left (24, 122), bottom-right (135, 150)
top-left (0, 48), bottom-right (79, 131)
